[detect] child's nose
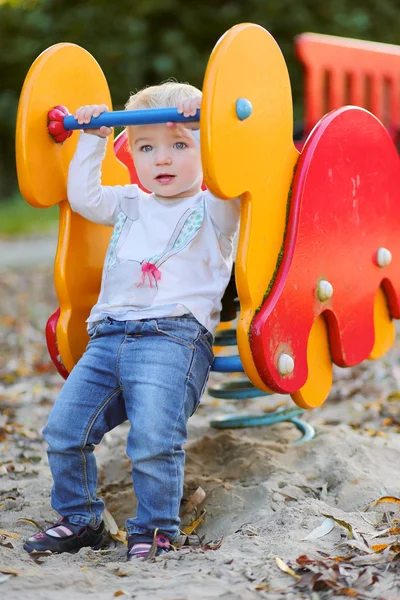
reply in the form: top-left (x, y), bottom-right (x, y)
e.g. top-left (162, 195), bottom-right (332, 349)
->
top-left (155, 149), bottom-right (172, 165)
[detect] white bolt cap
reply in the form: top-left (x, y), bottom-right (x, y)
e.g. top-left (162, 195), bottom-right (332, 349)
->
top-left (376, 247), bottom-right (392, 267)
top-left (317, 280), bottom-right (333, 302)
top-left (278, 353), bottom-right (295, 376)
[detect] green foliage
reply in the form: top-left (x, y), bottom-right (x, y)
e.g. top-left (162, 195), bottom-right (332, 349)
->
top-left (1, 0), bottom-right (400, 198)
top-left (0, 192), bottom-right (58, 235)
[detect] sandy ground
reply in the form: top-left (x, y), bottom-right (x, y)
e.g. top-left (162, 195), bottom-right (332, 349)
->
top-left (0, 235), bottom-right (57, 269)
top-left (1, 239), bottom-right (400, 600)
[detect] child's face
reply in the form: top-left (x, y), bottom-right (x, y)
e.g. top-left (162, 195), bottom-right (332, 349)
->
top-left (130, 124), bottom-right (203, 199)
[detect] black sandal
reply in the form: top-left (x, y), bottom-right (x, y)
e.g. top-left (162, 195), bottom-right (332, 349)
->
top-left (23, 518), bottom-right (105, 554)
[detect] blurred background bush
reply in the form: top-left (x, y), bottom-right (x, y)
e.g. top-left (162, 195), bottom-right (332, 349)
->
top-left (1, 0), bottom-right (400, 213)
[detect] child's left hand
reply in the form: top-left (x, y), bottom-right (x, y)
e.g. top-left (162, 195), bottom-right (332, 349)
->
top-left (167, 96), bottom-right (201, 130)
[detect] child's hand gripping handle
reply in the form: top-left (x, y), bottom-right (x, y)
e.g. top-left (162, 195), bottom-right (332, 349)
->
top-left (47, 106), bottom-right (201, 143)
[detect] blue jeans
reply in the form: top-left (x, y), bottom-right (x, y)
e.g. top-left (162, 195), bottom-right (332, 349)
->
top-left (42, 316), bottom-right (214, 540)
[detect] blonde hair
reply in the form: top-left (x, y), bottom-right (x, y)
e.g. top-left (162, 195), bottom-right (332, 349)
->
top-left (125, 81), bottom-right (202, 149)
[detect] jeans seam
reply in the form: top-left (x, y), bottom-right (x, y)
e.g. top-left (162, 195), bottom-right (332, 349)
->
top-left (116, 336), bottom-right (126, 390)
top-left (167, 328), bottom-right (202, 524)
top-left (186, 329), bottom-right (202, 382)
top-left (80, 387), bottom-right (122, 521)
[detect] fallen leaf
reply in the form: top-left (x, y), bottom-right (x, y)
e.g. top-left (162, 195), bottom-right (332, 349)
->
top-left (145, 528), bottom-right (160, 562)
top-left (15, 518), bottom-right (42, 530)
top-left (275, 557), bottom-right (301, 579)
top-left (254, 582), bottom-right (269, 591)
top-left (236, 524), bottom-right (259, 536)
top-left (374, 496), bottom-right (400, 508)
top-left (389, 526), bottom-right (400, 535)
top-left (354, 568), bottom-right (377, 589)
top-left (103, 508), bottom-right (119, 535)
top-left (176, 533), bottom-right (202, 548)
top-left (110, 530), bottom-right (127, 545)
top-left (182, 509), bottom-right (206, 535)
top-left (350, 553), bottom-right (389, 565)
top-left (0, 530), bottom-right (19, 540)
top-left (322, 514), bottom-right (357, 538)
top-left (180, 487), bottom-right (206, 516)
top-left (203, 537), bottom-right (223, 550)
top-left (0, 565), bottom-right (23, 575)
top-left (336, 587), bottom-right (361, 598)
top-left (301, 518), bottom-right (335, 541)
top-left (111, 568), bottom-right (130, 578)
top-left (340, 539), bottom-right (373, 554)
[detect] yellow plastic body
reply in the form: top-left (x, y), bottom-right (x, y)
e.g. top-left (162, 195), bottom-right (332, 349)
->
top-left (200, 23), bottom-right (334, 408)
top-left (16, 43), bottom-right (129, 372)
top-left (201, 23), bottom-right (300, 392)
top-left (369, 287), bottom-right (395, 360)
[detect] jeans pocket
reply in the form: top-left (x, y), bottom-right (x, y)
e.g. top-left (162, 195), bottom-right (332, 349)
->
top-left (87, 320), bottom-right (106, 339)
top-left (154, 319), bottom-right (198, 349)
top-left (201, 328), bottom-right (214, 347)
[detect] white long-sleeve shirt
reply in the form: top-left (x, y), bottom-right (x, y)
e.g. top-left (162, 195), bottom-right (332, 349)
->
top-left (68, 133), bottom-right (240, 335)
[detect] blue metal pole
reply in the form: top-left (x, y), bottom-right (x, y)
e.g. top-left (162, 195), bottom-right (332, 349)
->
top-left (63, 108), bottom-right (200, 131)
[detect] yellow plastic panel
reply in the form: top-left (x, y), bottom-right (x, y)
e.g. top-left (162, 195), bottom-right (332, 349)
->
top-left (16, 43), bottom-right (129, 372)
top-left (292, 315), bottom-right (333, 409)
top-left (201, 23), bottom-right (299, 391)
top-left (369, 286), bottom-right (395, 360)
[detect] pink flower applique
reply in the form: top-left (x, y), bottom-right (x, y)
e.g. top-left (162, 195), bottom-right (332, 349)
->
top-left (137, 262), bottom-right (162, 288)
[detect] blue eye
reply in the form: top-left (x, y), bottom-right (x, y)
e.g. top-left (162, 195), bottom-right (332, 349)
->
top-left (140, 145), bottom-right (153, 152)
top-left (174, 142), bottom-right (187, 150)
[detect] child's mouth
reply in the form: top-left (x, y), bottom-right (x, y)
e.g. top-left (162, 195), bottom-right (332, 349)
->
top-left (156, 174), bottom-right (175, 184)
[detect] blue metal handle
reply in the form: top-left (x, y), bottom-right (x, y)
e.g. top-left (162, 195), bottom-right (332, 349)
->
top-left (63, 108), bottom-right (200, 131)
top-left (212, 355), bottom-right (244, 373)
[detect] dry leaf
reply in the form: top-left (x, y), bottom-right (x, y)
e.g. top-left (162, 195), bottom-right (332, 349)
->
top-left (340, 540), bottom-right (373, 554)
top-left (389, 526), bottom-right (400, 535)
top-left (15, 518), bottom-right (42, 530)
top-left (180, 487), bottom-right (206, 516)
top-left (350, 552), bottom-right (389, 565)
top-left (301, 518), bottom-right (335, 541)
top-left (103, 509), bottom-right (119, 535)
top-left (336, 587), bottom-right (362, 598)
top-left (369, 527), bottom-right (392, 539)
top-left (322, 514), bottom-right (357, 538)
top-left (145, 533), bottom-right (159, 562)
top-left (354, 568), bottom-right (377, 589)
top-left (111, 568), bottom-right (130, 578)
top-left (374, 496), bottom-right (400, 508)
top-left (110, 530), bottom-right (127, 545)
top-left (0, 530), bottom-right (19, 540)
top-left (275, 557), bottom-right (301, 579)
top-left (176, 533), bottom-right (202, 548)
top-left (114, 591), bottom-right (130, 598)
top-left (182, 509), bottom-right (206, 535)
top-left (203, 537), bottom-right (223, 550)
top-left (0, 565), bottom-right (23, 575)
top-left (254, 583), bottom-right (269, 591)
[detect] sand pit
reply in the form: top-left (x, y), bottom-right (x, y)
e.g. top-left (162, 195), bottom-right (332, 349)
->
top-left (1, 265), bottom-right (400, 599)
